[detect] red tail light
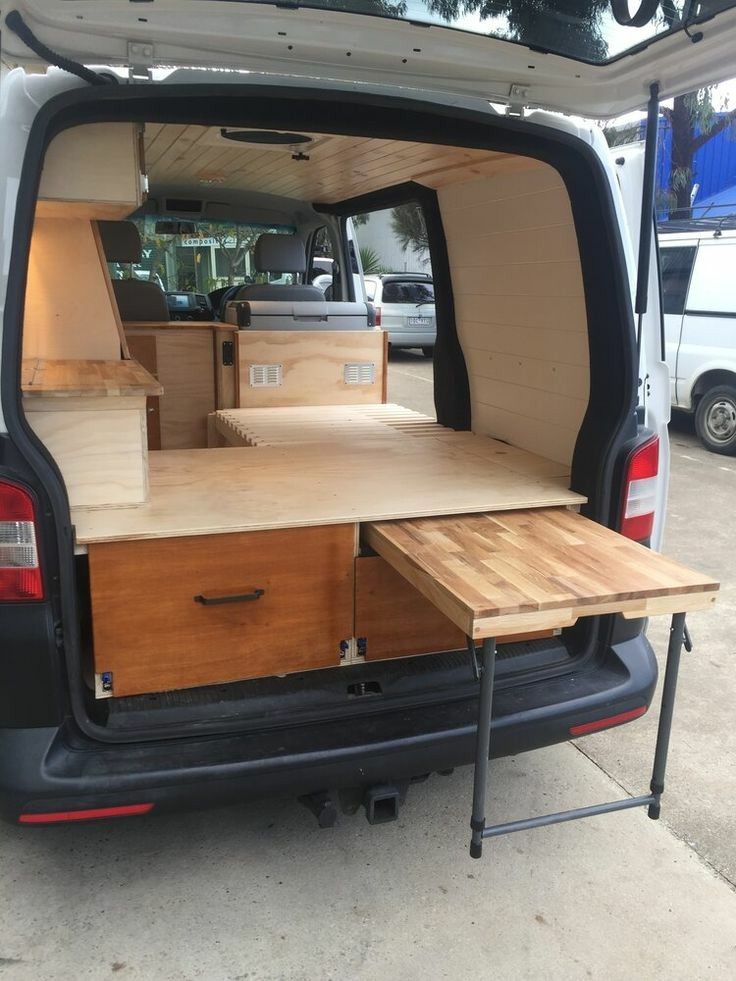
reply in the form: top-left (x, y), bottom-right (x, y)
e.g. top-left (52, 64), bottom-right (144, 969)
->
top-left (0, 480), bottom-right (44, 601)
top-left (620, 436), bottom-right (659, 542)
top-left (569, 705), bottom-right (647, 736)
top-left (19, 803), bottom-right (154, 824)
top-left (375, 306), bottom-right (382, 327)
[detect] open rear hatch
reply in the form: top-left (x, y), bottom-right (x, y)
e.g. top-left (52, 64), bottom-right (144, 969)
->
top-left (3, 1), bottom-right (736, 116)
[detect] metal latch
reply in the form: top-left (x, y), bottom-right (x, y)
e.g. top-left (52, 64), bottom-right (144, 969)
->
top-left (127, 41), bottom-right (155, 82)
top-left (506, 84), bottom-right (529, 117)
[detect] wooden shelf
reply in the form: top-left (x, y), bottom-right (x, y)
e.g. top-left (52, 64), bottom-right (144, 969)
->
top-left (21, 359), bottom-right (163, 399)
top-left (364, 509), bottom-right (719, 640)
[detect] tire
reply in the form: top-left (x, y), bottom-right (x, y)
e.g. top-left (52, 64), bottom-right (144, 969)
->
top-left (694, 385), bottom-right (736, 455)
top-left (421, 346), bottom-right (434, 359)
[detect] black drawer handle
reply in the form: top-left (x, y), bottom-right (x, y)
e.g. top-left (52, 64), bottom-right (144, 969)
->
top-left (194, 588), bottom-right (265, 606)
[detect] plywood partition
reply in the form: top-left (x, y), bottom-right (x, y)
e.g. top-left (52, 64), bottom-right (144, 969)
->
top-left (235, 330), bottom-right (387, 408)
top-left (437, 163), bottom-right (590, 466)
top-left (23, 218), bottom-right (123, 361)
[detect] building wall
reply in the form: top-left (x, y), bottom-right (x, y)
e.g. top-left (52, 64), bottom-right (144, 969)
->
top-left (353, 209), bottom-right (431, 274)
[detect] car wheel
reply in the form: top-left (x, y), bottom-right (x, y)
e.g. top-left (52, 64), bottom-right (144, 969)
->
top-left (694, 385), bottom-right (736, 455)
top-left (421, 346), bottom-right (434, 359)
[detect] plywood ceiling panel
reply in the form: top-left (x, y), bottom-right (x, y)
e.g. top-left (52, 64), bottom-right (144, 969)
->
top-left (143, 124), bottom-right (539, 204)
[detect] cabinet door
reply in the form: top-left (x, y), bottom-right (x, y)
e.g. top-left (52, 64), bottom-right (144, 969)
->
top-left (89, 525), bottom-right (355, 697)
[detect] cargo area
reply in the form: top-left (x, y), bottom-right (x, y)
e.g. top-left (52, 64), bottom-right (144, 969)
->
top-left (16, 100), bottom-right (636, 737)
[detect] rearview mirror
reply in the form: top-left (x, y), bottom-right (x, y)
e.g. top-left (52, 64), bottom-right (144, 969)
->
top-left (154, 220), bottom-right (197, 236)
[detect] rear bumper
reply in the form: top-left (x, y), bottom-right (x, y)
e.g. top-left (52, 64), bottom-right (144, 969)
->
top-left (0, 635), bottom-right (656, 823)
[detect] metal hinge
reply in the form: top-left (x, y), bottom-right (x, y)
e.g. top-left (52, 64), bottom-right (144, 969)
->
top-left (95, 671), bottom-right (114, 699)
top-left (506, 84), bottom-right (529, 117)
top-left (127, 41), bottom-right (155, 82)
top-left (339, 637), bottom-right (366, 665)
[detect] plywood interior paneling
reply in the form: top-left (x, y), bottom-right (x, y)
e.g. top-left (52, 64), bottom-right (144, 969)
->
top-left (144, 124), bottom-right (539, 203)
top-left (125, 327), bottom-right (216, 449)
top-left (437, 164), bottom-right (590, 466)
top-left (235, 330), bottom-right (387, 408)
top-left (23, 218), bottom-right (123, 361)
top-left (37, 122), bottom-right (143, 218)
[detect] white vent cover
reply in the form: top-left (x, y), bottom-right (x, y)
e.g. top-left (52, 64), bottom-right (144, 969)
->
top-left (343, 363), bottom-right (376, 385)
top-left (249, 363), bottom-right (283, 388)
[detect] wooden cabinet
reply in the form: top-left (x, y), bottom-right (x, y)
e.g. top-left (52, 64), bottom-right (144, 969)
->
top-left (355, 556), bottom-right (466, 660)
top-left (21, 359), bottom-right (161, 509)
top-left (36, 123), bottom-right (145, 220)
top-left (88, 525), bottom-right (355, 697)
top-left (126, 326), bottom-right (220, 449)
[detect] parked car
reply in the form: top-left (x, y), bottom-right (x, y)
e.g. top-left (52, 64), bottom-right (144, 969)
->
top-left (0, 0), bottom-right (730, 829)
top-left (659, 220), bottom-right (736, 454)
top-left (363, 273), bottom-right (436, 356)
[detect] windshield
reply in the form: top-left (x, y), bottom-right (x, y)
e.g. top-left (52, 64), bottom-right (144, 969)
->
top-left (109, 217), bottom-right (295, 293)
top-left (221, 1), bottom-right (736, 64)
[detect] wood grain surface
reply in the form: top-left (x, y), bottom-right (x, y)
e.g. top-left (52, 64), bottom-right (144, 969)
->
top-left (21, 358), bottom-right (162, 398)
top-left (72, 439), bottom-right (583, 545)
top-left (88, 524), bottom-right (355, 696)
top-left (235, 330), bottom-right (386, 408)
top-left (364, 509), bottom-right (719, 639)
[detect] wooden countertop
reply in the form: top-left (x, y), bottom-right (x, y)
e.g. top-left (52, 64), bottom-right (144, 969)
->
top-left (71, 436), bottom-right (585, 544)
top-left (123, 321), bottom-right (234, 332)
top-left (22, 358), bottom-right (163, 398)
top-left (364, 509), bottom-right (719, 639)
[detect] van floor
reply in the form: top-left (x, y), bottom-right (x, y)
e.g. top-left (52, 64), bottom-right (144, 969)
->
top-left (98, 637), bottom-right (572, 735)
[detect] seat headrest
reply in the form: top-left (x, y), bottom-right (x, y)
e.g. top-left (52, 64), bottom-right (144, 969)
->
top-left (254, 234), bottom-right (306, 274)
top-left (98, 221), bottom-right (142, 263)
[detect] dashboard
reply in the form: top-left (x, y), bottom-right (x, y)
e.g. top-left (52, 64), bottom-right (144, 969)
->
top-left (166, 291), bottom-right (213, 321)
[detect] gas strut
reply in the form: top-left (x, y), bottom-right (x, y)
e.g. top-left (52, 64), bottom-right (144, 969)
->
top-left (635, 81), bottom-right (660, 364)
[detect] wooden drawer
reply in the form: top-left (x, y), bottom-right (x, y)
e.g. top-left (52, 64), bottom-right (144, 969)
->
top-left (89, 525), bottom-right (355, 697)
top-left (355, 556), bottom-right (554, 661)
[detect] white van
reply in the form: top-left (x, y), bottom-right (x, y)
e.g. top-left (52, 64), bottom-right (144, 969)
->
top-left (0, 1), bottom-right (732, 829)
top-left (658, 223), bottom-right (736, 453)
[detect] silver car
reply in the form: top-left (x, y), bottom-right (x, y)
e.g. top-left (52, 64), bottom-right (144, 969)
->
top-left (363, 274), bottom-right (436, 356)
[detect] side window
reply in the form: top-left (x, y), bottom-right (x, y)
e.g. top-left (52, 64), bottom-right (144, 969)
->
top-left (660, 246), bottom-right (696, 316)
top-left (686, 242), bottom-right (736, 315)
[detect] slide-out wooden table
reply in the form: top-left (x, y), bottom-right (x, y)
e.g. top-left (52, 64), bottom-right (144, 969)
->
top-left (364, 507), bottom-right (719, 858)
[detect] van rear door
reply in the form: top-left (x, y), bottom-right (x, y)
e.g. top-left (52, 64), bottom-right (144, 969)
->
top-left (2, 1), bottom-right (736, 117)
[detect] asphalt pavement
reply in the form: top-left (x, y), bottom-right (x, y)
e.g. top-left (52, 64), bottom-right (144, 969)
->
top-left (0, 350), bottom-right (734, 980)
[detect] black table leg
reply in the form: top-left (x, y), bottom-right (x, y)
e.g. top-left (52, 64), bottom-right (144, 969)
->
top-left (467, 612), bottom-right (688, 855)
top-left (648, 610), bottom-right (687, 819)
top-left (470, 636), bottom-right (496, 859)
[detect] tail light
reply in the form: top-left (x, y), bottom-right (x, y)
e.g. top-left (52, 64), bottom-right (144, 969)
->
top-left (620, 436), bottom-right (659, 542)
top-left (19, 803), bottom-right (154, 824)
top-left (375, 306), bottom-right (382, 327)
top-left (0, 480), bottom-right (44, 601)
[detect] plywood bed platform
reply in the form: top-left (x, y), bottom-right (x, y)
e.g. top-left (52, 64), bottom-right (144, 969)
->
top-left (72, 404), bottom-right (584, 545)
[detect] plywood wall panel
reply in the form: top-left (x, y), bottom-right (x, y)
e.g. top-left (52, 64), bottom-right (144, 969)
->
top-left (23, 219), bottom-right (122, 361)
top-left (438, 162), bottom-right (589, 467)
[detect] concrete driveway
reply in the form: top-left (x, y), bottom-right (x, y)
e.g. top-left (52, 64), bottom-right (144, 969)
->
top-left (0, 351), bottom-right (734, 980)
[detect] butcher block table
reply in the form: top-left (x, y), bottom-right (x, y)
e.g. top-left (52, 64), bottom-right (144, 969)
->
top-left (364, 507), bottom-right (719, 858)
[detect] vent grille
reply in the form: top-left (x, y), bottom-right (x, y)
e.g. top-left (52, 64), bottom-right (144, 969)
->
top-left (249, 364), bottom-right (283, 388)
top-left (343, 363), bottom-right (376, 385)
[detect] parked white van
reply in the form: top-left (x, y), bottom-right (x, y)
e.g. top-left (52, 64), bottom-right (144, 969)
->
top-left (0, 1), bottom-right (733, 834)
top-left (659, 222), bottom-right (736, 454)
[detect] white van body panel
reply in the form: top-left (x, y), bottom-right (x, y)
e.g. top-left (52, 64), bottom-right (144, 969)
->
top-left (3, 0), bottom-right (736, 117)
top-left (611, 142), bottom-right (671, 549)
top-left (657, 231), bottom-right (736, 412)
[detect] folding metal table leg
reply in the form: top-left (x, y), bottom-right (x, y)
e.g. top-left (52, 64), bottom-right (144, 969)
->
top-left (648, 611), bottom-right (687, 819)
top-left (466, 612), bottom-right (688, 856)
top-left (470, 637), bottom-right (496, 859)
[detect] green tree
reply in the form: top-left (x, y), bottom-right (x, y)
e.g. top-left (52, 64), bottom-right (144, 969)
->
top-left (661, 91), bottom-right (736, 219)
top-left (359, 246), bottom-right (386, 274)
top-left (390, 203), bottom-right (429, 258)
top-left (197, 223), bottom-right (261, 285)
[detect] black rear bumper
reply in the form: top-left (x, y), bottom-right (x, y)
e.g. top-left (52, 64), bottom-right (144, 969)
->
top-left (0, 636), bottom-right (656, 823)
